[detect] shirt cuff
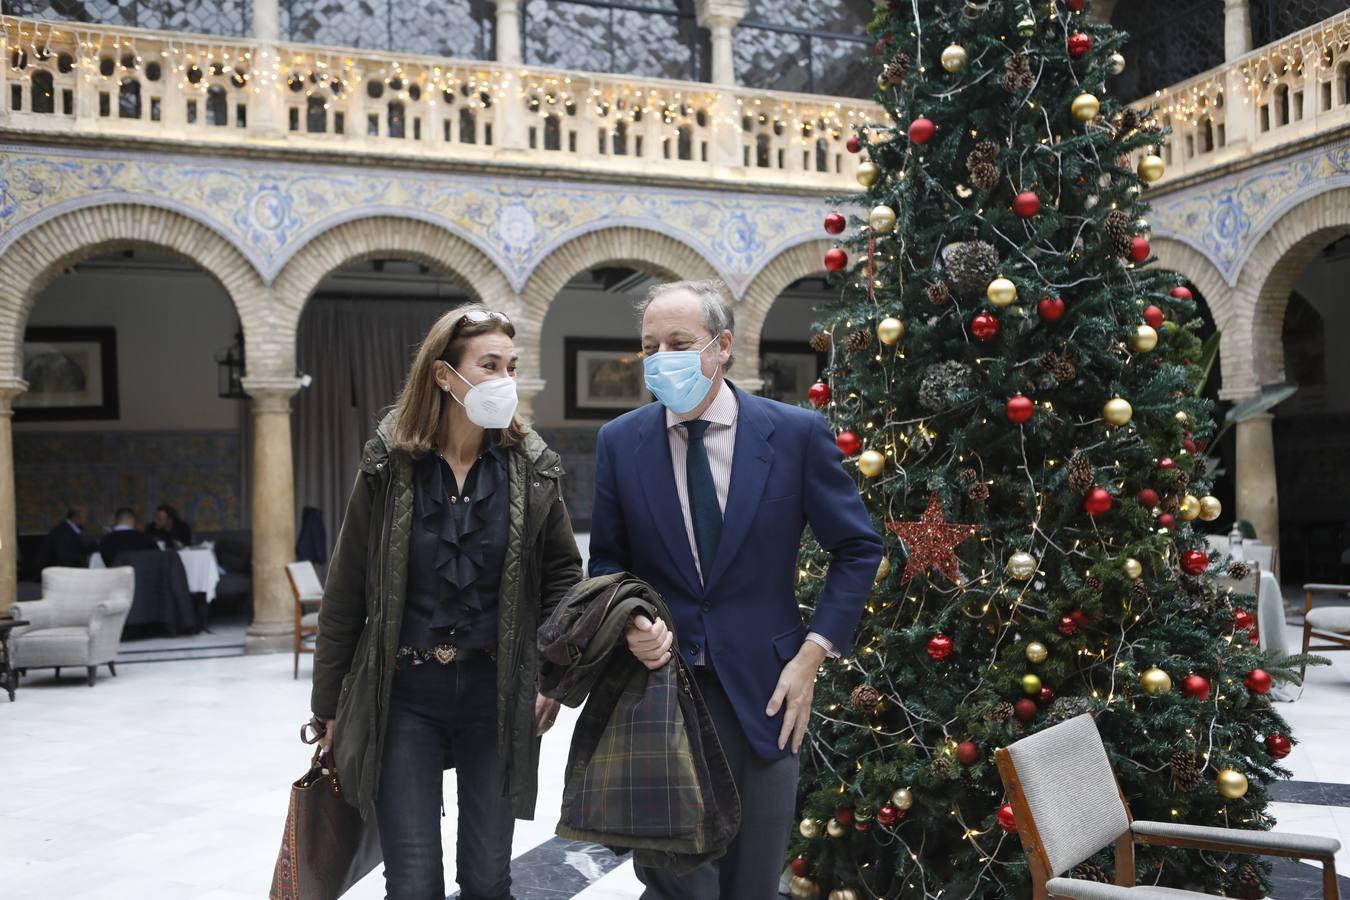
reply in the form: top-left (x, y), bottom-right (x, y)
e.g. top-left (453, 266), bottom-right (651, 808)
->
top-left (805, 632), bottom-right (839, 659)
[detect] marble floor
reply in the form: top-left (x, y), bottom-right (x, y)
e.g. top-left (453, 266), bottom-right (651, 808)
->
top-left (2, 610), bottom-right (1348, 898)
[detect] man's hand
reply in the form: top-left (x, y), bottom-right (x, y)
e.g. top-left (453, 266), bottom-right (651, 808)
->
top-left (766, 641), bottom-right (828, 754)
top-left (626, 614), bottom-right (673, 670)
top-left (535, 694), bottom-right (561, 735)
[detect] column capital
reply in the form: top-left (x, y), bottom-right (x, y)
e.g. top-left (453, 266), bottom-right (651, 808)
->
top-left (0, 378), bottom-right (29, 413)
top-left (242, 375), bottom-right (304, 412)
top-left (695, 0), bottom-right (747, 28)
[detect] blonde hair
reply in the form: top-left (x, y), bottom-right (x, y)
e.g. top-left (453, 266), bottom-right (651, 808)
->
top-left (388, 304), bottom-right (528, 454)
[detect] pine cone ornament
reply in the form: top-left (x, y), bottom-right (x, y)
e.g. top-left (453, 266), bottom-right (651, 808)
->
top-left (1170, 749), bottom-right (1204, 792)
top-left (1085, 575), bottom-right (1104, 592)
top-left (931, 756), bottom-right (953, 778)
top-left (1039, 351), bottom-right (1060, 371)
top-left (880, 52), bottom-right (911, 87)
top-left (1235, 863), bottom-right (1264, 900)
top-left (1052, 354), bottom-right (1079, 385)
top-left (1106, 210), bottom-right (1133, 257)
top-left (970, 161), bottom-right (1000, 191)
top-left (918, 361), bottom-right (975, 412)
top-left (1170, 470), bottom-right (1191, 491)
top-left (926, 281), bottom-right (951, 305)
top-left (1002, 53), bottom-right (1034, 92)
top-left (971, 140), bottom-right (999, 164)
top-left (1161, 496), bottom-right (1180, 517)
top-left (1117, 107), bottom-right (1140, 136)
top-left (809, 332), bottom-right (832, 354)
top-left (1046, 695), bottom-right (1095, 724)
top-left (846, 328), bottom-right (873, 354)
top-left (1227, 561), bottom-right (1253, 580)
top-left (990, 700), bottom-right (1015, 722)
top-left (944, 240), bottom-right (999, 300)
top-left (958, 468), bottom-right (979, 487)
top-left (1130, 580), bottom-right (1149, 603)
top-left (1068, 454), bottom-right (1096, 494)
top-left (967, 482), bottom-right (990, 503)
top-left (851, 684), bottom-right (883, 716)
top-left (1072, 863), bottom-right (1112, 883)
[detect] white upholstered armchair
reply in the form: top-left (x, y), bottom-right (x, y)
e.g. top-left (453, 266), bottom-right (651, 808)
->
top-left (8, 567), bottom-right (135, 686)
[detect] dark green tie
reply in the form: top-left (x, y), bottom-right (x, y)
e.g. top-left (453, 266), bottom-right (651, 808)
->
top-left (683, 420), bottom-right (722, 580)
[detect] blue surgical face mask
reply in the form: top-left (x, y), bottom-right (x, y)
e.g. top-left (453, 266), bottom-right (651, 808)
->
top-left (643, 336), bottom-right (718, 414)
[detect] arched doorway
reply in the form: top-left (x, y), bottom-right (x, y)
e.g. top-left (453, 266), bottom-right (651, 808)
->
top-left (757, 275), bottom-right (831, 406)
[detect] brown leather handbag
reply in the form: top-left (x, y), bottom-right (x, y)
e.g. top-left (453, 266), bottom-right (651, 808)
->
top-left (269, 721), bottom-right (382, 900)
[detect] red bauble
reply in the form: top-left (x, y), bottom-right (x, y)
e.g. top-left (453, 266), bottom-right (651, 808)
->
top-left (855, 820), bottom-right (874, 833)
top-left (1181, 674), bottom-right (1211, 700)
top-left (808, 381), bottom-right (832, 408)
top-left (1159, 457), bottom-right (1177, 470)
top-left (846, 136), bottom-right (862, 154)
top-left (1181, 549), bottom-right (1209, 576)
top-left (836, 807), bottom-right (855, 826)
top-left (1137, 488), bottom-right (1160, 509)
top-left (1013, 191), bottom-right (1042, 218)
top-left (1066, 0), bottom-right (1085, 10)
top-left (1128, 236), bottom-right (1151, 263)
top-left (1039, 686), bottom-right (1056, 704)
top-left (1058, 615), bottom-right (1079, 636)
top-left (877, 804), bottom-right (901, 827)
top-left (1014, 698), bottom-right (1037, 722)
top-left (824, 212), bottom-right (847, 235)
top-left (997, 803), bottom-right (1018, 833)
top-left (1245, 668), bottom-right (1272, 694)
top-left (927, 633), bottom-right (955, 661)
top-left (1038, 297), bottom-right (1065, 322)
top-left (1266, 733), bottom-right (1292, 759)
top-left (956, 741), bottom-right (980, 766)
top-left (908, 117), bottom-right (937, 145)
top-left (971, 312), bottom-right (1001, 342)
top-left (1234, 609), bottom-right (1255, 631)
top-left (836, 430), bottom-right (862, 457)
top-left (1250, 631), bottom-right (1260, 646)
top-left (1067, 33), bottom-right (1093, 59)
top-left (1071, 610), bottom-right (1090, 629)
top-left (1084, 487), bottom-right (1112, 517)
top-left (792, 856), bottom-right (811, 877)
top-left (825, 248), bottom-right (848, 272)
top-left (1183, 437), bottom-right (1198, 454)
top-left (1143, 305), bottom-right (1165, 329)
top-left (1158, 513), bottom-right (1176, 530)
top-left (1170, 285), bottom-right (1193, 301)
top-left (1006, 394), bottom-right (1035, 425)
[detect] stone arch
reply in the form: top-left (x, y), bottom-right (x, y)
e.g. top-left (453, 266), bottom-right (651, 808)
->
top-left (1149, 236), bottom-right (1249, 398)
top-left (0, 203), bottom-right (269, 381)
top-left (737, 239), bottom-right (833, 391)
top-left (270, 216), bottom-right (517, 375)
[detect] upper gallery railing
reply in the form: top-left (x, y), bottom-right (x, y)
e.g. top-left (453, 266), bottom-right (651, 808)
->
top-left (1134, 8), bottom-right (1350, 187)
top-left (0, 15), bottom-right (881, 191)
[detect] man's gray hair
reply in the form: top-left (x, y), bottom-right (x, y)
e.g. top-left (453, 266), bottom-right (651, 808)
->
top-left (638, 279), bottom-right (736, 368)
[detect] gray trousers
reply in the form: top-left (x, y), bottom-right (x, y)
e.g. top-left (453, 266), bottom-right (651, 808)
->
top-left (636, 668), bottom-right (800, 900)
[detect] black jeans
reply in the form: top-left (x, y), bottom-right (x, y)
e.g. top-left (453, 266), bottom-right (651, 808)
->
top-left (375, 656), bottom-right (515, 900)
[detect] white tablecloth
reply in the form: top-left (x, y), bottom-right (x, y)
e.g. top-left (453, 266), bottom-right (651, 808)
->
top-left (90, 546), bottom-right (221, 603)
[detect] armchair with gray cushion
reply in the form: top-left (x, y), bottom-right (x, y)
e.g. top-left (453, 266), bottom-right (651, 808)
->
top-left (8, 567), bottom-right (135, 686)
top-left (995, 714), bottom-right (1340, 899)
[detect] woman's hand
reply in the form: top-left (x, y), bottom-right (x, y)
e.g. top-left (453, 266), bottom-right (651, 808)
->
top-left (535, 694), bottom-right (561, 735)
top-left (317, 718), bottom-right (335, 754)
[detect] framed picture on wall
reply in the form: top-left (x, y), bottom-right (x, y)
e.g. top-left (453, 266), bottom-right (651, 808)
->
top-left (14, 327), bottom-right (120, 421)
top-left (759, 341), bottom-right (827, 406)
top-left (565, 337), bottom-right (650, 419)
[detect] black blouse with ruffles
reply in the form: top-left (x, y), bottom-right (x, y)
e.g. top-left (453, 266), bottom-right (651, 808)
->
top-left (398, 444), bottom-right (509, 651)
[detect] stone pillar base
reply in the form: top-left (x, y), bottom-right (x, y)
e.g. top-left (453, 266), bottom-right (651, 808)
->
top-left (1235, 413), bottom-right (1280, 549)
top-left (244, 621), bottom-right (294, 654)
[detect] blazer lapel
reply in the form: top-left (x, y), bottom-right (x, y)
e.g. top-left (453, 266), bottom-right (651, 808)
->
top-left (704, 388), bottom-right (774, 588)
top-left (635, 404), bottom-right (704, 596)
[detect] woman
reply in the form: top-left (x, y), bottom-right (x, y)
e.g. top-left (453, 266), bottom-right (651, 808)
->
top-left (146, 504), bottom-right (192, 547)
top-left (309, 307), bottom-right (583, 900)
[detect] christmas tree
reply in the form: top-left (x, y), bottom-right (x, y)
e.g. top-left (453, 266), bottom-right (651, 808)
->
top-left (791, 1), bottom-right (1311, 897)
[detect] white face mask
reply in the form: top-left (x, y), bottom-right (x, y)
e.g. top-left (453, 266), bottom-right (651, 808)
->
top-left (447, 366), bottom-right (519, 429)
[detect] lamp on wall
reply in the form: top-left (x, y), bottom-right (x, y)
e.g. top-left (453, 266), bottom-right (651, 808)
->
top-left (215, 332), bottom-right (247, 399)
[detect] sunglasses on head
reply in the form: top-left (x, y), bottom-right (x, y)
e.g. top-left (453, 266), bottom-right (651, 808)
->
top-left (454, 309), bottom-right (512, 331)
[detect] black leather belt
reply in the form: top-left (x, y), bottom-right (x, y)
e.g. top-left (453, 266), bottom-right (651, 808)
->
top-left (395, 643), bottom-right (496, 667)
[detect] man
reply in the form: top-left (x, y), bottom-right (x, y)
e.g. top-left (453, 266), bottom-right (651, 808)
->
top-left (100, 508), bottom-right (159, 565)
top-left (44, 506), bottom-right (90, 569)
top-left (589, 280), bottom-right (883, 899)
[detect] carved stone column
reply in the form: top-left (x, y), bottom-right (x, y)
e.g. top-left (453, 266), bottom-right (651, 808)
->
top-left (696, 0), bottom-right (747, 87)
top-left (1224, 0), bottom-right (1253, 61)
top-left (1235, 413), bottom-right (1280, 550)
top-left (0, 379), bottom-right (28, 614)
top-left (494, 0), bottom-right (524, 65)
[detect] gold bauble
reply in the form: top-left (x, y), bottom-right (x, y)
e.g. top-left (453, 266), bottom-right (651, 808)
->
top-left (869, 204), bottom-right (897, 234)
top-left (827, 817), bottom-right (847, 838)
top-left (790, 875), bottom-right (822, 900)
top-left (876, 73), bottom-right (889, 91)
top-left (1140, 667), bottom-right (1172, 695)
top-left (1138, 154), bottom-right (1166, 184)
top-left (875, 556), bottom-right (891, 584)
top-left (892, 787), bottom-right (914, 810)
top-left (1217, 768), bottom-right (1249, 799)
top-left (830, 890), bottom-right (861, 900)
top-left (1007, 551), bottom-right (1037, 580)
top-left (1108, 52), bottom-right (1126, 76)
top-left (859, 449), bottom-right (887, 478)
top-left (1071, 93), bottom-right (1100, 123)
top-left (941, 44), bottom-right (969, 73)
top-left (1129, 324), bottom-right (1159, 353)
top-left (1199, 496), bottom-right (1223, 522)
top-left (1123, 557), bottom-right (1143, 580)
top-left (1175, 411), bottom-right (1191, 426)
top-left (1180, 494), bottom-right (1201, 521)
top-left (1025, 641), bottom-right (1049, 664)
top-left (877, 316), bottom-right (905, 345)
top-left (986, 276), bottom-right (1017, 308)
top-left (1103, 397), bottom-right (1133, 427)
top-left (856, 161), bottom-right (880, 188)
top-left (1022, 673), bottom-right (1043, 695)
top-left (800, 817), bottom-right (821, 839)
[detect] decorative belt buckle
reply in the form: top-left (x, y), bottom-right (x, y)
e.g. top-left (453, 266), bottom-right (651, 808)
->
top-left (433, 643), bottom-right (458, 665)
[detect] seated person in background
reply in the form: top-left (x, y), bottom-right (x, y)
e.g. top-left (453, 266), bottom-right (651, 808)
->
top-left (44, 505), bottom-right (90, 569)
top-left (100, 507), bottom-right (159, 565)
top-left (146, 504), bottom-right (192, 547)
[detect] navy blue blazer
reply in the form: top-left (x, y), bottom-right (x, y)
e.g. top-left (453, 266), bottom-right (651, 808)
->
top-left (588, 383), bottom-right (884, 761)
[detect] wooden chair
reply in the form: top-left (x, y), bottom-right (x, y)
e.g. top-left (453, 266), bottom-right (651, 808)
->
top-left (1301, 583), bottom-right (1350, 682)
top-left (285, 561), bottom-right (323, 680)
top-left (994, 714), bottom-right (1341, 899)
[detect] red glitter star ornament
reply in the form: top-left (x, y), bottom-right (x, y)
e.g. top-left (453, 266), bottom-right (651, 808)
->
top-left (887, 492), bottom-right (978, 584)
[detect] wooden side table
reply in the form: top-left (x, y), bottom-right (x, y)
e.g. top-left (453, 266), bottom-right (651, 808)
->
top-left (0, 617), bottom-right (29, 701)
